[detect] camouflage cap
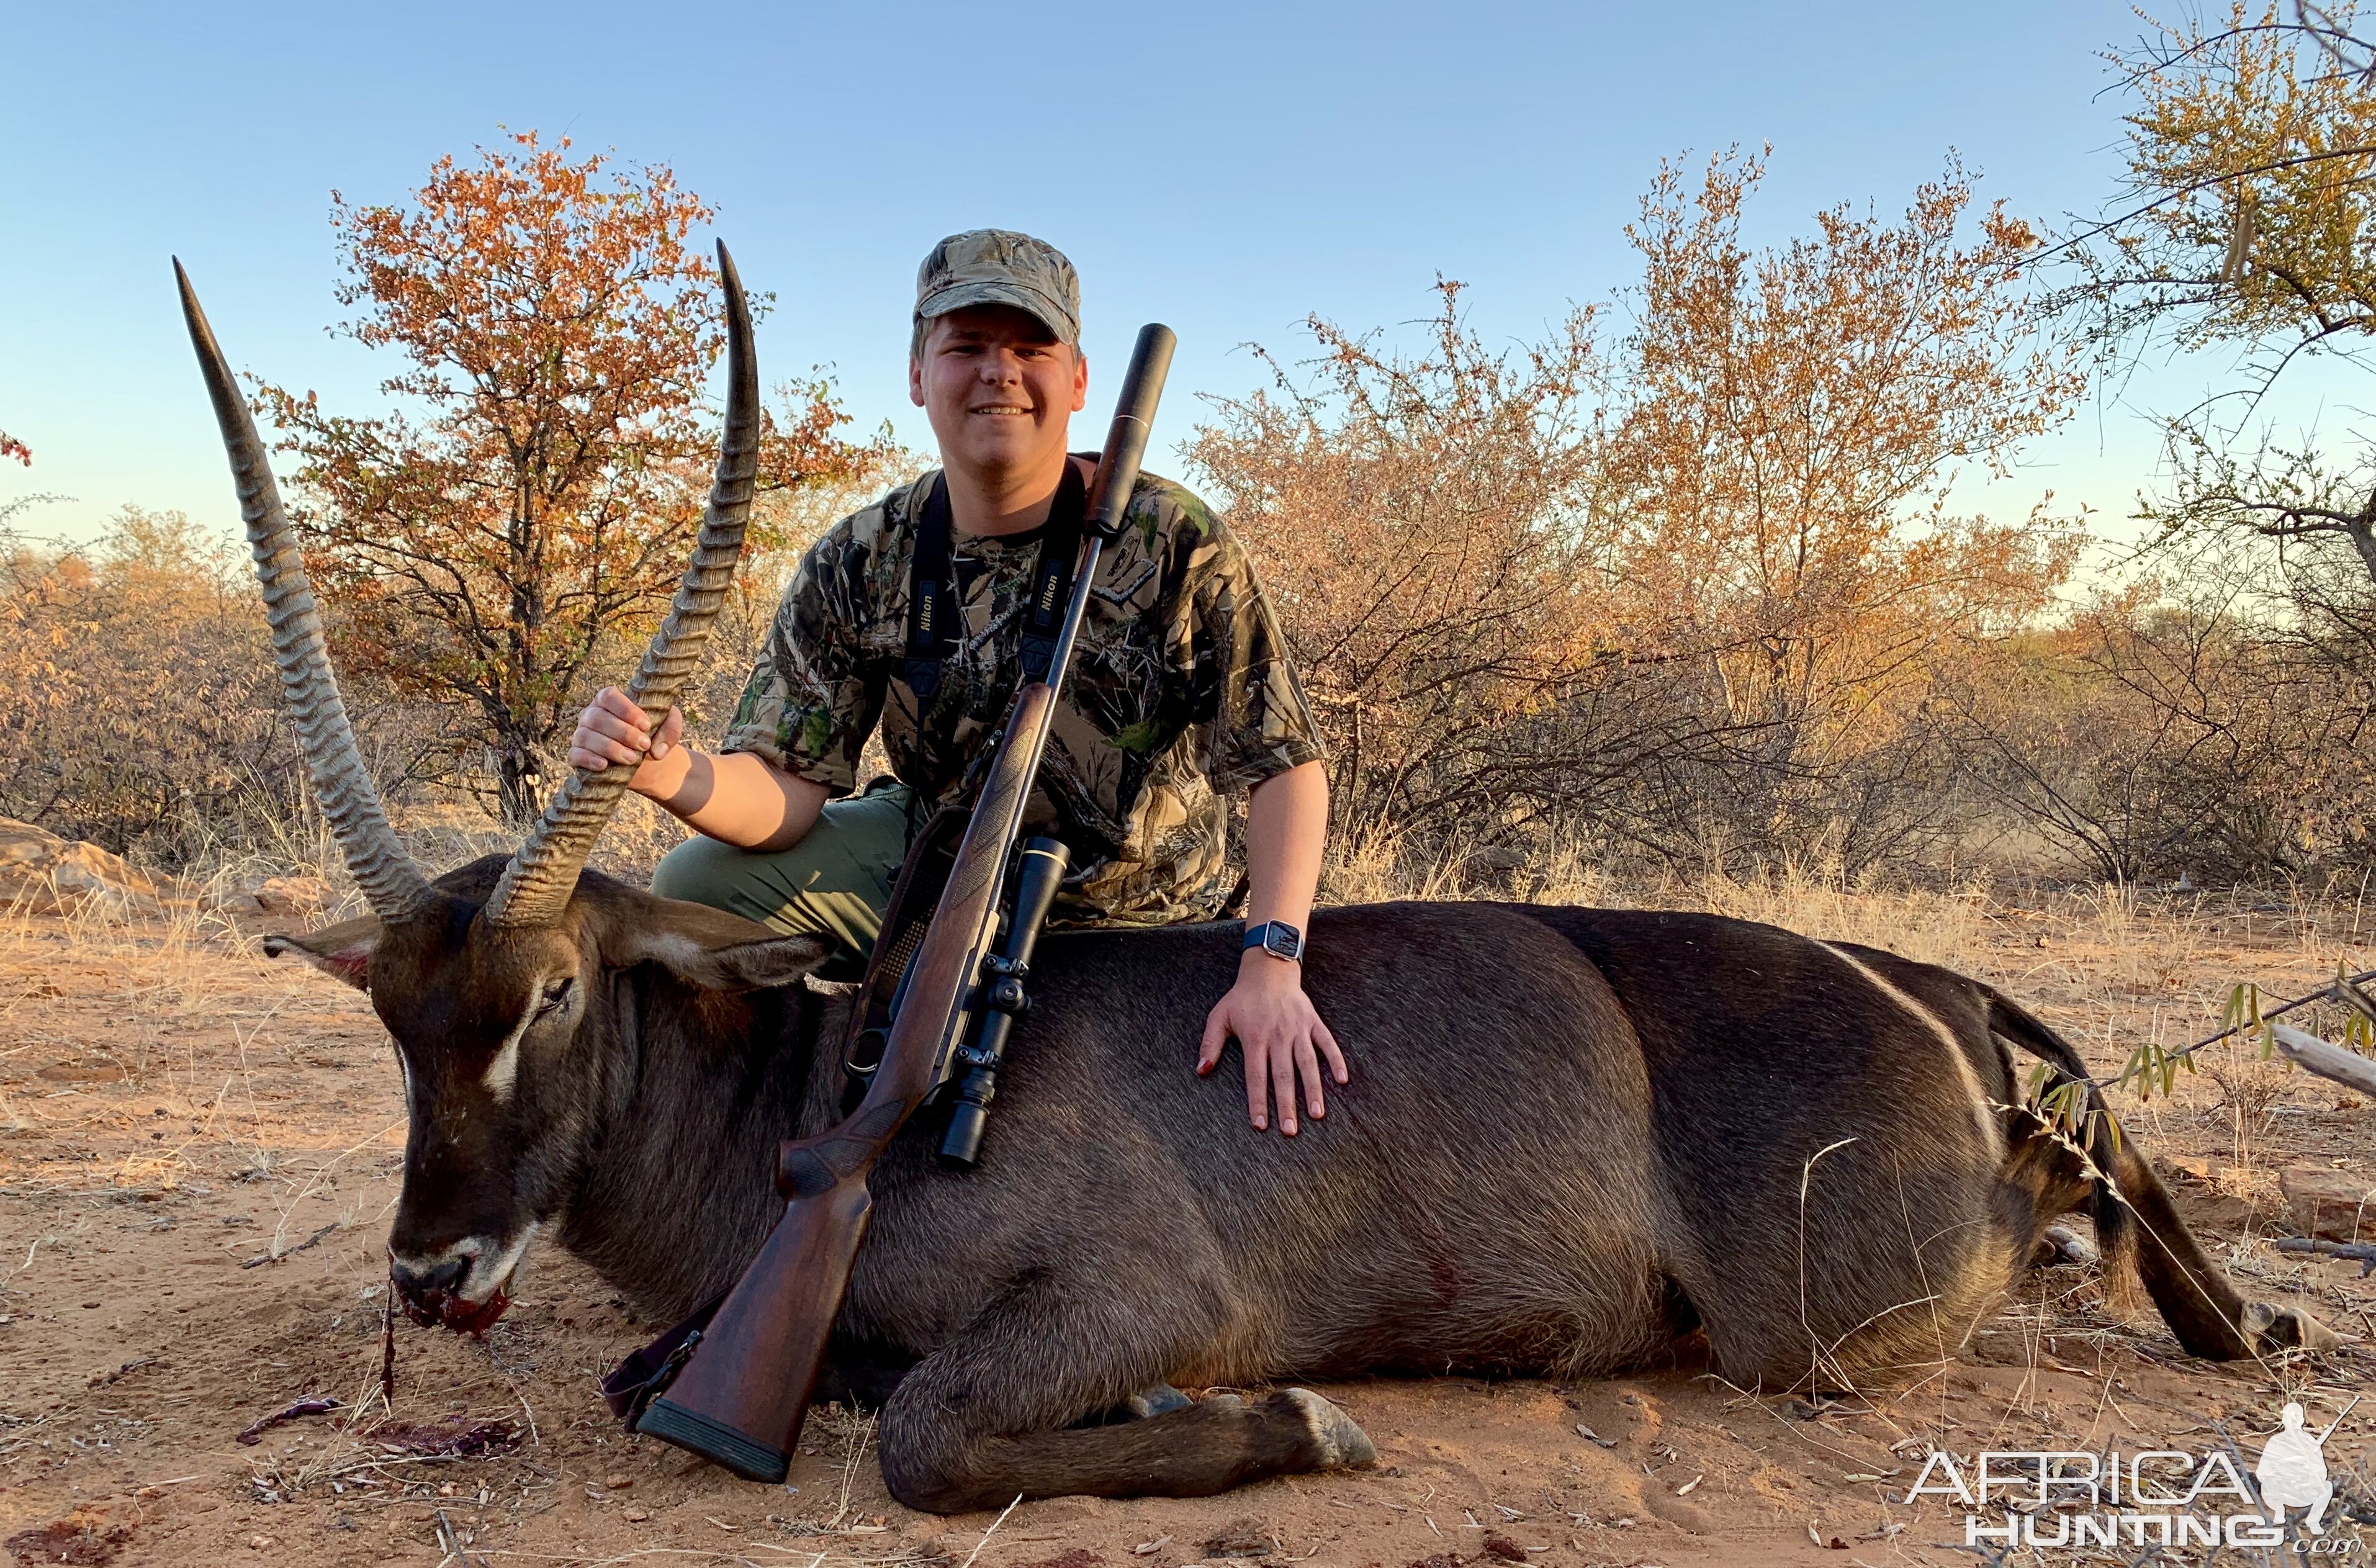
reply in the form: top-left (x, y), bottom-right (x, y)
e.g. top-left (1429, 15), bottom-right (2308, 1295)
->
top-left (914, 229), bottom-right (1081, 346)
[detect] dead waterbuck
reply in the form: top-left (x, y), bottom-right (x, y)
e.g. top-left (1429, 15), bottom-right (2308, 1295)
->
top-left (178, 251), bottom-right (2333, 1516)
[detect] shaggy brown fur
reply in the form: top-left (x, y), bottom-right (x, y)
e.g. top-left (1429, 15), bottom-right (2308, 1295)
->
top-left (266, 863), bottom-right (2329, 1513)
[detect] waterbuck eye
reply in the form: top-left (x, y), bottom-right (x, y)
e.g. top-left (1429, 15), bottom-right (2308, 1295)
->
top-left (534, 976), bottom-right (574, 1019)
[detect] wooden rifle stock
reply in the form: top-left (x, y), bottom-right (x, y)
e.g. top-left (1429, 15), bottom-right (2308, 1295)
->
top-left (630, 326), bottom-right (1177, 1482)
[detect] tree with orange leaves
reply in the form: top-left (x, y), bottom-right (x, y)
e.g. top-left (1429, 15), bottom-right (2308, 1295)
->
top-left (259, 132), bottom-right (893, 824)
top-left (1199, 151), bottom-right (2082, 870)
top-left (1602, 150), bottom-right (2085, 866)
top-left (0, 431), bottom-right (27, 466)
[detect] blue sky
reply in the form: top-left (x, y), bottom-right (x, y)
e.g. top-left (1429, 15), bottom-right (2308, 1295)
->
top-left (0, 1), bottom-right (2313, 551)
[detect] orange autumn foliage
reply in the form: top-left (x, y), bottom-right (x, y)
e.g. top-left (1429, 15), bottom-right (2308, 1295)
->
top-left (1197, 151), bottom-right (2085, 870)
top-left (1599, 151), bottom-right (2086, 862)
top-left (258, 132), bottom-right (893, 824)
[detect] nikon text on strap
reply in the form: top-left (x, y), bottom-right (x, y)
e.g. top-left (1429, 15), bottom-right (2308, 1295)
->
top-left (903, 461), bottom-right (1089, 703)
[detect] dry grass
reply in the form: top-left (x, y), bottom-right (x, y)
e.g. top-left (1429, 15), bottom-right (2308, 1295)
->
top-left (3, 829), bottom-right (2372, 1566)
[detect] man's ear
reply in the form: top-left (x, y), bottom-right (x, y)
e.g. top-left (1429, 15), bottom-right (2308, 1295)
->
top-left (262, 915), bottom-right (382, 991)
top-left (606, 898), bottom-right (834, 992)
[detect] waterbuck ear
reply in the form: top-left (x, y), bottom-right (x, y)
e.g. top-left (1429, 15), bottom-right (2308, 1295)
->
top-left (605, 900), bottom-right (835, 993)
top-left (262, 914), bottom-right (382, 991)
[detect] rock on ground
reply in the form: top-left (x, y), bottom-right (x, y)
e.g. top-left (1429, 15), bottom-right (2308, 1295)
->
top-left (0, 816), bottom-right (173, 916)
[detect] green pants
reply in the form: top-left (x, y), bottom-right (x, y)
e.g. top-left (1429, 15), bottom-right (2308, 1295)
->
top-left (649, 784), bottom-right (917, 973)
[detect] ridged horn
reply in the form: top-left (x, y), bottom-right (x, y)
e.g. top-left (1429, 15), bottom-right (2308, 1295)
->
top-left (480, 240), bottom-right (759, 929)
top-left (176, 259), bottom-right (433, 926)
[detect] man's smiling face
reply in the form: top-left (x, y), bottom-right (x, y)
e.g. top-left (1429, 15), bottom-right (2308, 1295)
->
top-left (911, 304), bottom-right (1088, 487)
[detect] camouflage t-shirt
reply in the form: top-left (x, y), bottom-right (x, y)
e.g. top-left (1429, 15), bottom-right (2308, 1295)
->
top-left (721, 463), bottom-right (1323, 924)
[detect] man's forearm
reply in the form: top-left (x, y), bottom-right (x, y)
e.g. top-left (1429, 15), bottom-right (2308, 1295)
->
top-left (1242, 760), bottom-right (1327, 939)
top-left (631, 746), bottom-right (827, 852)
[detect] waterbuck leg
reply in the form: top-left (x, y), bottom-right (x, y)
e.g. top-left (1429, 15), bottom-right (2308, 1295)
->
top-left (873, 1283), bottom-right (1373, 1513)
top-left (2105, 1139), bottom-right (2335, 1357)
top-left (882, 1384), bottom-right (1372, 1513)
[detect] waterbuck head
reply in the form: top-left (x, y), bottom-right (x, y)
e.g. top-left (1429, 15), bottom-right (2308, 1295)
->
top-left (176, 242), bottom-right (819, 1331)
top-left (262, 860), bottom-right (829, 1330)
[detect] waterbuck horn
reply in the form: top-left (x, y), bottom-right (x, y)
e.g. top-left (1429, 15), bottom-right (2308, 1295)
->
top-left (480, 240), bottom-right (760, 929)
top-left (176, 259), bottom-right (433, 926)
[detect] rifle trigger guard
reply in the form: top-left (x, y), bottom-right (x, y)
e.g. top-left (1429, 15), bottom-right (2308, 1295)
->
top-left (843, 1026), bottom-right (887, 1084)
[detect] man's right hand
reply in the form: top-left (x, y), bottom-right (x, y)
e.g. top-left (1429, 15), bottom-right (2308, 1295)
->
top-left (569, 687), bottom-right (825, 850)
top-left (568, 687), bottom-right (682, 788)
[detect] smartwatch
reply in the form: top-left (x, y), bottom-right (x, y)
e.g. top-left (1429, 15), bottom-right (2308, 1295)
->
top-left (1241, 920), bottom-right (1305, 963)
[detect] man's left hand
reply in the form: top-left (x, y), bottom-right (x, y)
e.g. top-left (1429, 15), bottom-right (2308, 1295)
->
top-left (1199, 954), bottom-right (1348, 1135)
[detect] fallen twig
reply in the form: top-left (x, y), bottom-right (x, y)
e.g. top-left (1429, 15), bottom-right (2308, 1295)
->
top-left (2275, 1236), bottom-right (2376, 1274)
top-left (957, 1495), bottom-right (1023, 1568)
top-left (2271, 1022), bottom-right (2376, 1097)
top-left (380, 1289), bottom-right (396, 1404)
top-left (367, 1417), bottom-right (520, 1458)
top-left (242, 1220), bottom-right (338, 1268)
top-left (434, 1505), bottom-right (485, 1567)
top-left (236, 1395), bottom-right (343, 1446)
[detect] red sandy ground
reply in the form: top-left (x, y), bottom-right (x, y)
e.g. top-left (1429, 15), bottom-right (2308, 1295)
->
top-left (0, 896), bottom-right (2369, 1567)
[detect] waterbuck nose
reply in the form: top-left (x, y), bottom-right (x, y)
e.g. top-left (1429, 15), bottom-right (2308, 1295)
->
top-left (392, 1255), bottom-right (467, 1302)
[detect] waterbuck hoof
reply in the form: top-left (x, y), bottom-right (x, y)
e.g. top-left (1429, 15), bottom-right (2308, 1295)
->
top-left (1279, 1387), bottom-right (1377, 1469)
top-left (2242, 1299), bottom-right (2339, 1354)
top-left (2030, 1222), bottom-right (2099, 1270)
top-left (1125, 1382), bottom-right (1192, 1420)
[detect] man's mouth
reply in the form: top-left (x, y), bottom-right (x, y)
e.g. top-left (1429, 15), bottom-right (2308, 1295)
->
top-left (968, 403), bottom-right (1033, 416)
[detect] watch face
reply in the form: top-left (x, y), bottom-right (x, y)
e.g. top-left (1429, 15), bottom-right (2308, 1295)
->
top-left (1262, 924), bottom-right (1301, 960)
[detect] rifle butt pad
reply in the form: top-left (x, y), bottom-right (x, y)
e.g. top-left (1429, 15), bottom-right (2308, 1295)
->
top-left (632, 1174), bottom-right (872, 1477)
top-left (637, 1395), bottom-right (791, 1483)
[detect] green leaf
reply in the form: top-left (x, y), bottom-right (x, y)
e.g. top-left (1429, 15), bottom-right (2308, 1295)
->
top-left (1103, 719), bottom-right (1166, 754)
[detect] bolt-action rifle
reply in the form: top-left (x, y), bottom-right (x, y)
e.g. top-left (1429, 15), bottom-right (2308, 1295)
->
top-left (606, 323), bottom-right (1178, 1483)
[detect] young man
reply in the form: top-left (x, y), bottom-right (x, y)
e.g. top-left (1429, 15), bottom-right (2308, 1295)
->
top-left (567, 230), bottom-right (1344, 1135)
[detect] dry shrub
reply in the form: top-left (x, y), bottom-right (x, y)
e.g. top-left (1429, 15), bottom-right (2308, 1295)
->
top-left (1950, 541), bottom-right (2376, 885)
top-left (1190, 282), bottom-right (1614, 848)
top-left (1598, 151), bottom-right (2084, 871)
top-left (0, 508), bottom-right (322, 868)
top-left (1199, 150), bottom-right (2084, 879)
